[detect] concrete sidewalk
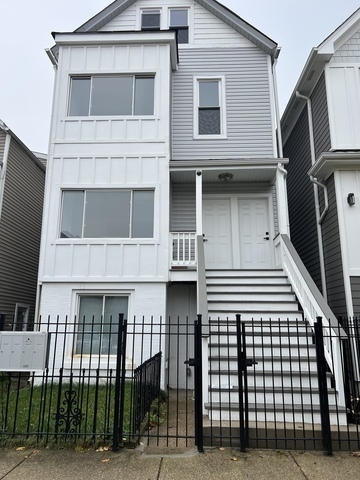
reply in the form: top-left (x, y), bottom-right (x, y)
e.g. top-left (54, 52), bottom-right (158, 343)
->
top-left (1, 446), bottom-right (360, 480)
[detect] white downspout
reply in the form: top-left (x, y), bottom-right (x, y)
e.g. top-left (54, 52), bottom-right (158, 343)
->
top-left (272, 53), bottom-right (283, 158)
top-left (0, 121), bottom-right (11, 222)
top-left (296, 91), bottom-right (327, 300)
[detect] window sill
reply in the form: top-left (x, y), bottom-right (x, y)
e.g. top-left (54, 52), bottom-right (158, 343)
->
top-left (54, 238), bottom-right (158, 245)
top-left (65, 115), bottom-right (157, 120)
top-left (193, 134), bottom-right (227, 140)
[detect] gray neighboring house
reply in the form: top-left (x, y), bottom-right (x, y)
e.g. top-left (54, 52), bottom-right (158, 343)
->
top-left (282, 8), bottom-right (360, 319)
top-left (0, 120), bottom-right (46, 330)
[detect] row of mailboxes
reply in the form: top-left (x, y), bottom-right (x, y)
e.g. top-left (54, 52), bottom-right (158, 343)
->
top-left (0, 332), bottom-right (49, 371)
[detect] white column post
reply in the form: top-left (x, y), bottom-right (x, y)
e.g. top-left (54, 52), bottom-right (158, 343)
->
top-left (196, 170), bottom-right (203, 236)
top-left (276, 164), bottom-right (290, 236)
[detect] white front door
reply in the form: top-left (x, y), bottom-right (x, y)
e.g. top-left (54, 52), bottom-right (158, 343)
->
top-left (238, 198), bottom-right (272, 269)
top-left (203, 198), bottom-right (233, 268)
top-left (203, 196), bottom-right (272, 269)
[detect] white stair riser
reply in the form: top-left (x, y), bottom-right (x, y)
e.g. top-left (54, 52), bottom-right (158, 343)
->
top-left (209, 325), bottom-right (311, 334)
top-left (207, 285), bottom-right (293, 293)
top-left (208, 410), bottom-right (347, 426)
top-left (209, 313), bottom-right (304, 321)
top-left (210, 336), bottom-right (312, 346)
top-left (209, 375), bottom-right (329, 389)
top-left (210, 359), bottom-right (317, 371)
top-left (208, 302), bottom-right (299, 311)
top-left (208, 293), bottom-right (296, 302)
top-left (210, 347), bottom-right (315, 358)
top-left (206, 270), bottom-right (285, 278)
top-left (208, 391), bottom-right (338, 405)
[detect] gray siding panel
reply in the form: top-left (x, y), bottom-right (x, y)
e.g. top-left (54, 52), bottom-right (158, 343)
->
top-left (172, 48), bottom-right (273, 160)
top-left (0, 137), bottom-right (45, 321)
top-left (170, 182), bottom-right (277, 232)
top-left (331, 28), bottom-right (360, 64)
top-left (283, 105), bottom-right (322, 292)
top-left (311, 72), bottom-right (331, 159)
top-left (321, 174), bottom-right (346, 317)
top-left (351, 277), bottom-right (360, 316)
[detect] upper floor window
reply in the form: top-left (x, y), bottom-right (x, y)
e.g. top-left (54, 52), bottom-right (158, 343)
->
top-left (60, 189), bottom-right (154, 239)
top-left (68, 76), bottom-right (155, 116)
top-left (170, 9), bottom-right (189, 44)
top-left (141, 9), bottom-right (161, 30)
top-left (194, 77), bottom-right (227, 138)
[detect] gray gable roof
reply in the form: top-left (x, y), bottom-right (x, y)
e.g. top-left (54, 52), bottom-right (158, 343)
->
top-left (75, 0), bottom-right (278, 59)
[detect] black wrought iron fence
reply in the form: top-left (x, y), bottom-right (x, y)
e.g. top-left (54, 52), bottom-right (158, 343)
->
top-left (1, 314), bottom-right (360, 452)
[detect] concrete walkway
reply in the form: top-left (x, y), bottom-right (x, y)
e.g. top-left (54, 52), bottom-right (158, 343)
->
top-left (1, 446), bottom-right (360, 480)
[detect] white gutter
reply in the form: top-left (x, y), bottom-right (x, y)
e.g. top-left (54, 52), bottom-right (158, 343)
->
top-left (296, 91), bottom-right (327, 300)
top-left (0, 121), bottom-right (11, 222)
top-left (273, 52), bottom-right (283, 158)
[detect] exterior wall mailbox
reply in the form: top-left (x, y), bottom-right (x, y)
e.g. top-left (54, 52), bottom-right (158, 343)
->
top-left (0, 332), bottom-right (49, 371)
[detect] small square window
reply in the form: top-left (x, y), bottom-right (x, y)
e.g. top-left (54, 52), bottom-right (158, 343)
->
top-left (170, 9), bottom-right (189, 44)
top-left (141, 9), bottom-right (161, 30)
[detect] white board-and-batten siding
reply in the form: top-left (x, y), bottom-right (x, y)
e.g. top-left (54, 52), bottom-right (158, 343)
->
top-left (172, 48), bottom-right (273, 160)
top-left (38, 155), bottom-right (169, 282)
top-left (53, 43), bottom-right (171, 148)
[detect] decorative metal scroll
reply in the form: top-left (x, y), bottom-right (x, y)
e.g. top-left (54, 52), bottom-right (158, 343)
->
top-left (54, 389), bottom-right (84, 436)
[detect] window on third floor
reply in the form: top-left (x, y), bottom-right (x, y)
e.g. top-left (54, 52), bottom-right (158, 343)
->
top-left (68, 75), bottom-right (155, 116)
top-left (169, 9), bottom-right (189, 44)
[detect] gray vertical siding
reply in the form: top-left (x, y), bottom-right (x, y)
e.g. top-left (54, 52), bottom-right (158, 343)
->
top-left (351, 277), bottom-right (360, 316)
top-left (283, 105), bottom-right (322, 292)
top-left (172, 47), bottom-right (273, 160)
top-left (321, 174), bottom-right (346, 317)
top-left (0, 134), bottom-right (45, 322)
top-left (311, 72), bottom-right (331, 159)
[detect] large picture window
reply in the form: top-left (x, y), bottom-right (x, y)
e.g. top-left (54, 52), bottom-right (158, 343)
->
top-left (76, 295), bottom-right (128, 355)
top-left (194, 77), bottom-right (226, 138)
top-left (68, 76), bottom-right (155, 116)
top-left (60, 189), bottom-right (154, 239)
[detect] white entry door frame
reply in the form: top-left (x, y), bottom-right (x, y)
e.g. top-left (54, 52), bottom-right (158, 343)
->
top-left (203, 193), bottom-right (275, 269)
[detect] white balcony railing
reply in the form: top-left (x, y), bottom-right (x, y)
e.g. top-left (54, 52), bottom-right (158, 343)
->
top-left (171, 232), bottom-right (196, 266)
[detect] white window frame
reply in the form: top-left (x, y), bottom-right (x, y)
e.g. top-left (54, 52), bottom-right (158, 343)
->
top-left (168, 8), bottom-right (190, 46)
top-left (59, 188), bottom-right (155, 240)
top-left (64, 290), bottom-right (133, 368)
top-left (138, 8), bottom-right (163, 30)
top-left (13, 303), bottom-right (30, 332)
top-left (68, 75), bottom-right (155, 117)
top-left (193, 76), bottom-right (227, 139)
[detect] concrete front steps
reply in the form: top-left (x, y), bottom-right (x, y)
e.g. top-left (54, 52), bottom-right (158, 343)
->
top-left (205, 269), bottom-right (347, 426)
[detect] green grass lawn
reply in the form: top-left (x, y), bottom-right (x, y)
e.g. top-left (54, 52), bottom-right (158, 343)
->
top-left (0, 374), bottom-right (134, 448)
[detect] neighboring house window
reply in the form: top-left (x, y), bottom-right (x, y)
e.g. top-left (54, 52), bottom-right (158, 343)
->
top-left (60, 190), bottom-right (154, 239)
top-left (194, 77), bottom-right (226, 138)
top-left (76, 295), bottom-right (128, 355)
top-left (13, 304), bottom-right (30, 332)
top-left (141, 9), bottom-right (161, 30)
top-left (68, 76), bottom-right (155, 116)
top-left (170, 9), bottom-right (189, 44)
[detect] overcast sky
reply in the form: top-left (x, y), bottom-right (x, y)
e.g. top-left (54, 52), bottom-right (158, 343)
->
top-left (1, 0), bottom-right (359, 153)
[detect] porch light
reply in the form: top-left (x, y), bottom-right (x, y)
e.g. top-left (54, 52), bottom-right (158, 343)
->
top-left (218, 172), bottom-right (233, 182)
top-left (347, 193), bottom-right (355, 206)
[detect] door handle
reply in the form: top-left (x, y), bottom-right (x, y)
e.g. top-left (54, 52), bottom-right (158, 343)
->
top-left (263, 237), bottom-right (269, 240)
